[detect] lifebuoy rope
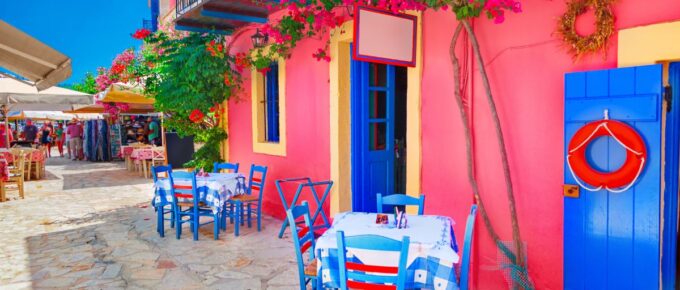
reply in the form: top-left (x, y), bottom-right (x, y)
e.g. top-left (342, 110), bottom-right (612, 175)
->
top-left (567, 120), bottom-right (645, 192)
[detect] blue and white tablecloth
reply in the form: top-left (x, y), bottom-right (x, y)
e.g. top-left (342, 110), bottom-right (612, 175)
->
top-left (315, 212), bottom-right (460, 290)
top-left (153, 173), bottom-right (247, 214)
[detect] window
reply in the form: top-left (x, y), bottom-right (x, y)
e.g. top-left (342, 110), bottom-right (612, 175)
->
top-left (251, 59), bottom-right (286, 156)
top-left (264, 63), bottom-right (280, 142)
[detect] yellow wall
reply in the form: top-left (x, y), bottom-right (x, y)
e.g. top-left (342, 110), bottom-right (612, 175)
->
top-left (329, 12), bottom-right (423, 215)
top-left (618, 21), bottom-right (680, 68)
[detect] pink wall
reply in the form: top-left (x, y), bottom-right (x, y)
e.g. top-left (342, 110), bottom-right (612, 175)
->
top-left (421, 1), bottom-right (680, 289)
top-left (227, 31), bottom-right (331, 220)
top-left (217, 0), bottom-right (680, 288)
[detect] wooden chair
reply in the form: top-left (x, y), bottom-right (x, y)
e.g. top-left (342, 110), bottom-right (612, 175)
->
top-left (171, 170), bottom-right (221, 240)
top-left (147, 146), bottom-right (166, 178)
top-left (286, 201), bottom-right (321, 290)
top-left (4, 149), bottom-right (26, 200)
top-left (27, 149), bottom-right (44, 180)
top-left (377, 193), bottom-right (426, 215)
top-left (226, 164), bottom-right (268, 236)
top-left (152, 165), bottom-right (175, 237)
top-left (459, 204), bottom-right (478, 290)
top-left (213, 162), bottom-right (239, 174)
top-left (336, 231), bottom-right (410, 290)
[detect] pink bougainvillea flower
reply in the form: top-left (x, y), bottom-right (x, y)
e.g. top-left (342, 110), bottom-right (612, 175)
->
top-left (132, 28), bottom-right (151, 40)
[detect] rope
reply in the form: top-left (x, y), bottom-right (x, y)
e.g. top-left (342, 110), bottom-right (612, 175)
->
top-left (606, 157), bottom-right (645, 193)
top-left (566, 155), bottom-right (603, 192)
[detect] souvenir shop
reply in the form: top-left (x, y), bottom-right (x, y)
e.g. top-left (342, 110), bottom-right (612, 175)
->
top-left (81, 113), bottom-right (162, 162)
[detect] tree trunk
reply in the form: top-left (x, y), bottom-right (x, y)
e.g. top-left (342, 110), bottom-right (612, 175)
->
top-left (461, 19), bottom-right (526, 274)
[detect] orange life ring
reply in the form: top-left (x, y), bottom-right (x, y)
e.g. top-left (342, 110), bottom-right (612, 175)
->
top-left (567, 120), bottom-right (647, 191)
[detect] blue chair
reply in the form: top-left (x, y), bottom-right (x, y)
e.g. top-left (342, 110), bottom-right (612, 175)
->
top-left (459, 204), bottom-right (478, 290)
top-left (213, 162), bottom-right (239, 173)
top-left (376, 193), bottom-right (426, 215)
top-left (336, 231), bottom-right (410, 290)
top-left (152, 165), bottom-right (174, 237)
top-left (286, 201), bottom-right (321, 290)
top-left (226, 164), bottom-right (268, 236)
top-left (170, 171), bottom-right (222, 240)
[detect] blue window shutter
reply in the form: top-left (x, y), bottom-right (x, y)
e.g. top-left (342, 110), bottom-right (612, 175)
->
top-left (265, 63), bottom-right (280, 142)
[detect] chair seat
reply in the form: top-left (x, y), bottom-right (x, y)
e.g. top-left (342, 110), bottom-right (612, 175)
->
top-left (304, 259), bottom-right (317, 277)
top-left (231, 195), bottom-right (259, 203)
top-left (176, 202), bottom-right (194, 207)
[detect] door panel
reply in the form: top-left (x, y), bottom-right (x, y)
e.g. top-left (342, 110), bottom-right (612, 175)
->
top-left (351, 46), bottom-right (395, 213)
top-left (564, 64), bottom-right (663, 290)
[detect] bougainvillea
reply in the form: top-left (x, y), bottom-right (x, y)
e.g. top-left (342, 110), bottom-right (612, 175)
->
top-left (246, 0), bottom-right (522, 69)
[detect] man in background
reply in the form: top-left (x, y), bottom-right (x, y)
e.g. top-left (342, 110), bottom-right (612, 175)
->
top-left (66, 119), bottom-right (83, 160)
top-left (23, 119), bottom-right (38, 143)
top-left (147, 117), bottom-right (160, 146)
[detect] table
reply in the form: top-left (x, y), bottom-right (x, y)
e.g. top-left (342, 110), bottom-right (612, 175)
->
top-left (315, 212), bottom-right (460, 290)
top-left (153, 172), bottom-right (247, 214)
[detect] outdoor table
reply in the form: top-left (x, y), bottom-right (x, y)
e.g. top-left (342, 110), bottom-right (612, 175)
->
top-left (0, 158), bottom-right (8, 181)
top-left (315, 212), bottom-right (460, 290)
top-left (153, 172), bottom-right (247, 214)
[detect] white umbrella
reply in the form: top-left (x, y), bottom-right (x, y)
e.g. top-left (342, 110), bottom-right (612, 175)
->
top-left (0, 75), bottom-right (93, 147)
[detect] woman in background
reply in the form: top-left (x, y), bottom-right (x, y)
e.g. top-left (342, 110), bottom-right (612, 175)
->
top-left (40, 122), bottom-right (53, 158)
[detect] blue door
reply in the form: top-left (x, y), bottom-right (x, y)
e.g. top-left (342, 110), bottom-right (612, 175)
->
top-left (351, 52), bottom-right (396, 213)
top-left (564, 65), bottom-right (663, 289)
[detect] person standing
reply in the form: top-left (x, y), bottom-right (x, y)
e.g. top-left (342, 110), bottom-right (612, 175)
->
top-left (0, 123), bottom-right (13, 148)
top-left (23, 119), bottom-right (38, 143)
top-left (66, 119), bottom-right (83, 161)
top-left (147, 117), bottom-right (161, 146)
top-left (55, 123), bottom-right (65, 157)
top-left (40, 122), bottom-right (53, 157)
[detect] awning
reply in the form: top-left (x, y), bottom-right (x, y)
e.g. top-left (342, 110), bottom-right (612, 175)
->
top-left (96, 83), bottom-right (154, 104)
top-left (0, 76), bottom-right (93, 111)
top-left (7, 111), bottom-right (76, 121)
top-left (0, 20), bottom-right (72, 91)
top-left (66, 103), bottom-right (156, 114)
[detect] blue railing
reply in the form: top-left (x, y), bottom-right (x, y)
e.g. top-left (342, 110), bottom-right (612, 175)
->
top-left (176, 0), bottom-right (204, 17)
top-left (142, 19), bottom-right (153, 31)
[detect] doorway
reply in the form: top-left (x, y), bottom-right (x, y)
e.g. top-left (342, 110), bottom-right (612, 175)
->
top-left (350, 49), bottom-right (408, 213)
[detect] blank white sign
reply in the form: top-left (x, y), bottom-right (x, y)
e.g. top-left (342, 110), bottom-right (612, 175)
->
top-left (354, 7), bottom-right (416, 66)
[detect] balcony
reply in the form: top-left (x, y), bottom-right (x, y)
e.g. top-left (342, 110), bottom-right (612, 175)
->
top-left (174, 0), bottom-right (272, 34)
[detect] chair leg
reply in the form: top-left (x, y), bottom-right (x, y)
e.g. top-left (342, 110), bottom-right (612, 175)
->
top-left (170, 208), bottom-right (175, 228)
top-left (257, 206), bottom-right (262, 232)
top-left (192, 209), bottom-right (199, 241)
top-left (19, 179), bottom-right (24, 199)
top-left (175, 207), bottom-right (182, 240)
top-left (229, 203), bottom-right (234, 224)
top-left (234, 201), bottom-right (241, 237)
top-left (157, 206), bottom-right (165, 237)
top-left (0, 180), bottom-right (5, 202)
top-left (247, 204), bottom-right (252, 228)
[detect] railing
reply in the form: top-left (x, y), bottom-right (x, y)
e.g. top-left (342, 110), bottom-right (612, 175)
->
top-left (142, 19), bottom-right (153, 31)
top-left (176, 0), bottom-right (204, 17)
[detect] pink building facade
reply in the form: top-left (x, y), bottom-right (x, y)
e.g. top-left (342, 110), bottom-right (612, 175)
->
top-left (167, 0), bottom-right (680, 288)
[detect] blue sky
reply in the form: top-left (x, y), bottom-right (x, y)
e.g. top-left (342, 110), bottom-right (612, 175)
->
top-left (0, 0), bottom-right (150, 86)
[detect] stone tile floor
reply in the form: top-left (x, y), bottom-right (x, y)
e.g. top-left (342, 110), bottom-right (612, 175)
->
top-left (0, 156), bottom-right (300, 290)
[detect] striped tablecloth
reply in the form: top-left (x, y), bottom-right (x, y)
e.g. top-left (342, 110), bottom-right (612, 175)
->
top-left (153, 172), bottom-right (247, 214)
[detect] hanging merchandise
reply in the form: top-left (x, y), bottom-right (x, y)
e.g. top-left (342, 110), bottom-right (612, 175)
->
top-left (110, 123), bottom-right (122, 158)
top-left (83, 120), bottom-right (113, 162)
top-left (566, 112), bottom-right (647, 192)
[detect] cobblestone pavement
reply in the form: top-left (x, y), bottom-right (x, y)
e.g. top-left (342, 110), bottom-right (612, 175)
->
top-left (0, 156), bottom-right (299, 290)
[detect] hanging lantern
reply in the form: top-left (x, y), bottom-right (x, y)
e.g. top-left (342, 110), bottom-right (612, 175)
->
top-left (251, 28), bottom-right (268, 48)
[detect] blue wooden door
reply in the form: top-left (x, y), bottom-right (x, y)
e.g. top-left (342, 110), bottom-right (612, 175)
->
top-left (564, 64), bottom-right (663, 289)
top-left (351, 52), bottom-right (396, 213)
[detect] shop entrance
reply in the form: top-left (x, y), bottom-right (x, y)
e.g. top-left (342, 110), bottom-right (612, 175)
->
top-left (350, 48), bottom-right (408, 213)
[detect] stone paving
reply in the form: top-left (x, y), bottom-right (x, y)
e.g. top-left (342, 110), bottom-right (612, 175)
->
top-left (0, 156), bottom-right (300, 290)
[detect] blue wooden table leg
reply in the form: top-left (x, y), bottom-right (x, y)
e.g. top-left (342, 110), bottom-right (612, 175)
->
top-left (234, 200), bottom-right (241, 237)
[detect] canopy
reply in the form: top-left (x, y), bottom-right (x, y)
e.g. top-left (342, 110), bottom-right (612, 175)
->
top-left (8, 111), bottom-right (74, 121)
top-left (66, 103), bottom-right (156, 114)
top-left (0, 20), bottom-right (72, 91)
top-left (96, 83), bottom-right (154, 104)
top-left (0, 76), bottom-right (93, 111)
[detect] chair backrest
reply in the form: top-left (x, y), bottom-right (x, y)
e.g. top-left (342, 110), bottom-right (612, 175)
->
top-left (151, 165), bottom-right (172, 183)
top-left (459, 204), bottom-right (478, 290)
top-left (151, 147), bottom-right (165, 161)
top-left (286, 201), bottom-right (316, 285)
top-left (9, 149), bottom-right (26, 176)
top-left (247, 164), bottom-right (268, 202)
top-left (170, 170), bottom-right (199, 206)
top-left (336, 231), bottom-right (410, 290)
top-left (376, 193), bottom-right (426, 215)
top-left (213, 162), bottom-right (239, 174)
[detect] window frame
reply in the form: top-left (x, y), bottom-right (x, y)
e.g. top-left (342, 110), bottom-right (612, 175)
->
top-left (251, 58), bottom-right (286, 156)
